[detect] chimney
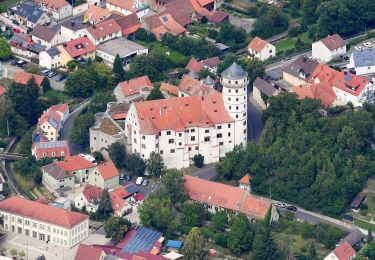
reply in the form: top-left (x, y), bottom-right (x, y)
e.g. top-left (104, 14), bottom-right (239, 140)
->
top-left (71, 20), bottom-right (75, 27)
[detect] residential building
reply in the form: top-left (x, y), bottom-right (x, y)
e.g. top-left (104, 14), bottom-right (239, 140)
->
top-left (39, 47), bottom-right (61, 69)
top-left (75, 184), bottom-right (103, 213)
top-left (53, 155), bottom-right (97, 183)
top-left (238, 173), bottom-right (251, 193)
top-left (324, 241), bottom-right (356, 260)
top-left (292, 81), bottom-right (337, 109)
top-left (42, 163), bottom-right (75, 191)
top-left (36, 104), bottom-right (69, 142)
top-left (58, 36), bottom-right (96, 66)
top-left (111, 13), bottom-right (141, 37)
top-left (109, 186), bottom-right (132, 216)
top-left (35, 0), bottom-right (73, 21)
top-left (252, 77), bottom-right (285, 109)
top-left (312, 34), bottom-right (346, 63)
top-left (178, 74), bottom-right (216, 97)
top-left (185, 56), bottom-right (220, 74)
top-left (60, 19), bottom-right (89, 41)
top-left (96, 37), bottom-right (148, 66)
top-left (0, 196), bottom-right (89, 248)
top-left (9, 33), bottom-right (46, 59)
top-left (114, 75), bottom-right (152, 102)
top-left (10, 2), bottom-right (50, 29)
top-left (75, 244), bottom-right (107, 260)
top-left (125, 63), bottom-right (248, 169)
top-left (87, 161), bottom-right (120, 189)
top-left (31, 25), bottom-right (64, 48)
top-left (248, 36), bottom-right (276, 61)
top-left (84, 5), bottom-right (111, 24)
top-left (282, 56), bottom-right (319, 86)
top-left (348, 48), bottom-right (375, 75)
top-left (184, 175), bottom-right (278, 221)
top-left (32, 140), bottom-right (70, 159)
top-left (106, 0), bottom-right (149, 19)
top-left (160, 82), bottom-right (179, 96)
top-left (13, 71), bottom-right (45, 93)
top-left (86, 19), bottom-right (122, 45)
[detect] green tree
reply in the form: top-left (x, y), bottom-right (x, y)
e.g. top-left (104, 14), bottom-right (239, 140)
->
top-left (92, 151), bottom-right (104, 163)
top-left (104, 216), bottom-right (132, 244)
top-left (0, 38), bottom-right (12, 60)
top-left (309, 241), bottom-right (317, 260)
top-left (227, 214), bottom-right (253, 255)
top-left (108, 142), bottom-right (127, 169)
top-left (146, 86), bottom-right (165, 101)
top-left (181, 202), bottom-right (207, 227)
top-left (88, 91), bottom-right (115, 114)
top-left (369, 227), bottom-right (374, 244)
top-left (66, 60), bottom-right (77, 71)
top-left (113, 54), bottom-right (125, 83)
top-left (0, 100), bottom-right (28, 137)
top-left (193, 154), bottom-right (204, 168)
top-left (244, 58), bottom-right (265, 85)
top-left (65, 68), bottom-right (96, 98)
top-left (159, 170), bottom-right (187, 204)
top-left (127, 153), bottom-right (146, 176)
top-left (95, 188), bottom-right (113, 220)
top-left (211, 211), bottom-right (228, 232)
top-left (252, 228), bottom-right (279, 260)
top-left (139, 195), bottom-right (175, 236)
top-left (183, 227), bottom-right (205, 260)
top-left (295, 36), bottom-right (305, 51)
top-left (70, 113), bottom-right (95, 145)
top-left (217, 54), bottom-right (238, 74)
top-left (146, 152), bottom-right (165, 176)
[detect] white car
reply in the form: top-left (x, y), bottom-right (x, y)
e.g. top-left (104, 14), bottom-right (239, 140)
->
top-left (136, 177), bottom-right (144, 185)
top-left (354, 46), bottom-right (363, 51)
top-left (364, 42), bottom-right (374, 48)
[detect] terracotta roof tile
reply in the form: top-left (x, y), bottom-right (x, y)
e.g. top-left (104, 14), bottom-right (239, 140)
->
top-left (320, 34), bottom-right (346, 51)
top-left (160, 82), bottom-right (179, 96)
top-left (0, 196), bottom-right (87, 228)
top-left (33, 140), bottom-right (70, 159)
top-left (42, 163), bottom-right (74, 180)
top-left (118, 75), bottom-right (152, 97)
top-left (13, 71), bottom-right (44, 86)
top-left (208, 11), bottom-right (229, 23)
top-left (85, 5), bottom-right (111, 24)
top-left (97, 161), bottom-right (120, 180)
top-left (292, 82), bottom-right (337, 108)
top-left (106, 0), bottom-right (136, 12)
top-left (56, 155), bottom-right (96, 172)
top-left (332, 241), bottom-right (356, 260)
top-left (201, 56), bottom-right (220, 68)
top-left (75, 244), bottom-right (104, 260)
top-left (332, 71), bottom-right (368, 97)
top-left (158, 13), bottom-right (186, 36)
top-left (82, 184), bottom-right (103, 203)
top-left (62, 36), bottom-right (96, 58)
top-left (112, 13), bottom-right (141, 36)
top-left (308, 63), bottom-right (339, 84)
top-left (248, 36), bottom-right (268, 52)
top-left (93, 117), bottom-right (122, 135)
top-left (179, 74), bottom-right (216, 96)
top-left (196, 0), bottom-right (214, 6)
top-left (239, 173), bottom-right (251, 184)
top-left (186, 58), bottom-right (204, 73)
top-left (35, 0), bottom-right (70, 11)
top-left (87, 19), bottom-right (121, 40)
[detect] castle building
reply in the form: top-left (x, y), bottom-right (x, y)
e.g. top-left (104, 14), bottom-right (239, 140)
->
top-left (124, 63), bottom-right (249, 169)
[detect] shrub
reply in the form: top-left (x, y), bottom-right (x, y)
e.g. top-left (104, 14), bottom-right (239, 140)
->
top-left (193, 154), bottom-right (204, 168)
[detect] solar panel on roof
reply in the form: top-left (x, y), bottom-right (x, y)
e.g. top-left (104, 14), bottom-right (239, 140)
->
top-left (125, 184), bottom-right (138, 194)
top-left (33, 10), bottom-right (40, 16)
top-left (121, 227), bottom-right (162, 253)
top-left (344, 75), bottom-right (353, 81)
top-left (36, 141), bottom-right (67, 149)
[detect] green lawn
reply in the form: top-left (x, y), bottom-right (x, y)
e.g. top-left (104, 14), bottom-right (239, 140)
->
top-left (0, 0), bottom-right (19, 12)
top-left (355, 218), bottom-right (375, 230)
top-left (275, 32), bottom-right (312, 54)
top-left (41, 89), bottom-right (70, 103)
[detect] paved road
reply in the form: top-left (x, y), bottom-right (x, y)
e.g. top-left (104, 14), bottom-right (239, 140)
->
top-left (247, 99), bottom-right (263, 142)
top-left (192, 165), bottom-right (218, 180)
top-left (60, 99), bottom-right (90, 155)
top-left (0, 137), bottom-right (22, 195)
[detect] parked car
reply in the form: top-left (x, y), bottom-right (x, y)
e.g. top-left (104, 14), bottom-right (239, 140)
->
top-left (10, 60), bottom-right (17, 66)
top-left (41, 69), bottom-right (50, 76)
top-left (142, 179), bottom-right (149, 186)
top-left (11, 20), bottom-right (19, 25)
top-left (47, 71), bottom-right (56, 78)
top-left (16, 60), bottom-right (27, 67)
top-left (363, 42), bottom-right (374, 48)
top-left (12, 28), bottom-right (20, 33)
top-left (54, 74), bottom-right (65, 82)
top-left (275, 202), bottom-right (286, 208)
top-left (354, 46), bottom-right (363, 51)
top-left (286, 205), bottom-right (298, 212)
top-left (136, 177), bottom-right (144, 185)
top-left (120, 174), bottom-right (125, 181)
top-left (124, 175), bottom-right (132, 181)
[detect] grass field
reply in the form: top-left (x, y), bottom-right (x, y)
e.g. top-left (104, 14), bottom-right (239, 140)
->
top-left (0, 0), bottom-right (18, 12)
top-left (41, 89), bottom-right (70, 103)
top-left (12, 166), bottom-right (36, 194)
top-left (355, 218), bottom-right (375, 230)
top-left (275, 32), bottom-right (312, 54)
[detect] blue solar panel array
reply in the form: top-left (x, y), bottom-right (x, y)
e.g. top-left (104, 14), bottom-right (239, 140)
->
top-left (125, 184), bottom-right (138, 195)
top-left (121, 227), bottom-right (162, 253)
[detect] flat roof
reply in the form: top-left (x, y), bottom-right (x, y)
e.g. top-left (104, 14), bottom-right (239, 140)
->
top-left (96, 37), bottom-right (147, 57)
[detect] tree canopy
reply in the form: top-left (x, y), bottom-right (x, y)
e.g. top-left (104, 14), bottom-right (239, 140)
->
top-left (182, 227), bottom-right (206, 260)
top-left (0, 38), bottom-right (12, 60)
top-left (95, 188), bottom-right (113, 220)
top-left (146, 152), bottom-right (165, 177)
top-left (219, 93), bottom-right (375, 216)
top-left (70, 113), bottom-right (95, 145)
top-left (146, 86), bottom-right (165, 101)
top-left (108, 143), bottom-right (127, 169)
top-left (104, 216), bottom-right (132, 244)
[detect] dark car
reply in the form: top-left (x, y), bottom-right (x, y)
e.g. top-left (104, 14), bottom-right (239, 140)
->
top-left (47, 71), bottom-right (56, 78)
top-left (10, 60), bottom-right (17, 66)
top-left (16, 60), bottom-right (27, 67)
top-left (124, 175), bottom-right (132, 181)
top-left (286, 206), bottom-right (298, 212)
top-left (11, 20), bottom-right (19, 25)
top-left (54, 74), bottom-right (65, 82)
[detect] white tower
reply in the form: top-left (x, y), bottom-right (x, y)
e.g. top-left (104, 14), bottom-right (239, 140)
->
top-left (220, 62), bottom-right (249, 146)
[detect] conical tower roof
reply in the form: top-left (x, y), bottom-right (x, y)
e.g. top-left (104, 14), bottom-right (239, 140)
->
top-left (221, 62), bottom-right (247, 80)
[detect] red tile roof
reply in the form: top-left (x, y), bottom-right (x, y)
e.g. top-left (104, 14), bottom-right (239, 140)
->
top-left (37, 104), bottom-right (68, 129)
top-left (292, 81), bottom-right (337, 108)
top-left (332, 241), bottom-right (356, 260)
top-left (308, 63), bottom-right (339, 84)
top-left (118, 75), bottom-right (152, 97)
top-left (179, 74), bottom-right (216, 96)
top-left (85, 5), bottom-right (111, 24)
top-left (160, 82), bottom-right (179, 96)
top-left (158, 13), bottom-right (186, 36)
top-left (107, 0), bottom-right (136, 12)
top-left (87, 19), bottom-right (121, 40)
top-left (13, 71), bottom-right (44, 86)
top-left (75, 244), bottom-right (105, 260)
top-left (62, 36), bottom-right (96, 58)
top-left (332, 71), bottom-right (369, 97)
top-left (196, 0), bottom-right (214, 6)
top-left (208, 11), bottom-right (229, 23)
top-left (135, 92), bottom-right (232, 134)
top-left (33, 141), bottom-right (70, 159)
top-left (186, 58), bottom-right (204, 73)
top-left (0, 85), bottom-right (5, 97)
top-left (239, 173), bottom-right (251, 184)
top-left (109, 186), bottom-right (130, 213)
top-left (320, 34), bottom-right (346, 51)
top-left (202, 56), bottom-right (220, 68)
top-left (35, 0), bottom-right (70, 11)
top-left (82, 184), bottom-right (103, 203)
top-left (184, 175), bottom-right (271, 219)
top-left (248, 36), bottom-right (269, 52)
top-left (0, 196), bottom-right (88, 228)
top-left (112, 13), bottom-right (141, 36)
top-left (97, 161), bottom-right (120, 180)
top-left (56, 155), bottom-right (96, 172)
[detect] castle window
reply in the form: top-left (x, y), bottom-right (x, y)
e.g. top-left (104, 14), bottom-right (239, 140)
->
top-left (167, 131), bottom-right (171, 135)
top-left (217, 133), bottom-right (222, 138)
top-left (205, 129), bottom-right (209, 133)
top-left (219, 142), bottom-right (224, 146)
top-left (217, 125), bottom-right (222, 129)
top-left (204, 137), bottom-right (210, 142)
top-left (228, 124), bottom-right (231, 128)
top-left (170, 149), bottom-right (175, 153)
top-left (191, 136), bottom-right (196, 141)
top-left (168, 139), bottom-right (174, 144)
top-left (235, 81), bottom-right (238, 84)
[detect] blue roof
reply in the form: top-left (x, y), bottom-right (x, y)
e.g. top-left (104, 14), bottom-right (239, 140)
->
top-left (121, 227), bottom-right (162, 254)
top-left (353, 48), bottom-right (375, 67)
top-left (166, 240), bottom-right (183, 249)
top-left (125, 184), bottom-right (138, 195)
top-left (12, 3), bottom-right (44, 24)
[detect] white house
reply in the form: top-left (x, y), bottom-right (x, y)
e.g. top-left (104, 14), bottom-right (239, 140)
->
top-left (35, 0), bottom-right (73, 21)
top-left (324, 241), bottom-right (356, 260)
top-left (312, 34), bottom-right (346, 63)
top-left (86, 19), bottom-right (122, 46)
top-left (124, 62), bottom-right (248, 169)
top-left (31, 25), bottom-right (64, 48)
top-left (75, 184), bottom-right (103, 213)
top-left (106, 0), bottom-right (149, 19)
top-left (39, 47), bottom-right (61, 69)
top-left (248, 36), bottom-right (276, 61)
top-left (113, 75), bottom-right (152, 103)
top-left (37, 104), bottom-right (69, 142)
top-left (347, 48), bottom-right (375, 75)
top-left (60, 19), bottom-right (88, 41)
top-left (0, 196), bottom-right (88, 248)
top-left (10, 2), bottom-right (50, 29)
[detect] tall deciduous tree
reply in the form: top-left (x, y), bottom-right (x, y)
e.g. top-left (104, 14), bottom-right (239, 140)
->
top-left (70, 113), bottom-right (95, 145)
top-left (113, 54), bottom-right (125, 83)
top-left (88, 91), bottom-right (115, 114)
top-left (146, 86), bottom-right (165, 101)
top-left (146, 152), bottom-right (165, 176)
top-left (0, 38), bottom-right (12, 60)
top-left (182, 227), bottom-right (205, 260)
top-left (227, 214), bottom-right (253, 255)
top-left (104, 216), bottom-right (132, 244)
top-left (65, 68), bottom-right (96, 98)
top-left (159, 170), bottom-right (187, 204)
top-left (108, 143), bottom-right (127, 169)
top-left (127, 153), bottom-right (146, 176)
top-left (181, 202), bottom-right (207, 227)
top-left (96, 188), bottom-right (113, 220)
top-left (252, 228), bottom-right (279, 260)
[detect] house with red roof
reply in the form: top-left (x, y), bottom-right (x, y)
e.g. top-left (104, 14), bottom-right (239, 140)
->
top-left (106, 0), bottom-right (149, 19)
top-left (0, 196), bottom-right (89, 248)
top-left (32, 140), bottom-right (70, 159)
top-left (178, 74), bottom-right (217, 97)
top-left (75, 184), bottom-right (103, 213)
top-left (324, 241), bottom-right (356, 260)
top-left (160, 82), bottom-right (179, 96)
top-left (84, 5), bottom-right (111, 25)
top-left (292, 81), bottom-right (337, 109)
top-left (112, 13), bottom-right (142, 37)
top-left (13, 71), bottom-right (45, 93)
top-left (114, 75), bottom-right (152, 103)
top-left (248, 36), bottom-right (276, 61)
top-left (35, 104), bottom-right (69, 142)
top-left (86, 19), bottom-right (122, 46)
top-left (35, 0), bottom-right (73, 21)
top-left (185, 56), bottom-right (220, 74)
top-left (109, 186), bottom-right (132, 216)
top-left (74, 244), bottom-right (106, 260)
top-left (58, 36), bottom-right (96, 66)
top-left (312, 34), bottom-right (347, 63)
top-left (184, 175), bottom-right (278, 221)
top-left (88, 160), bottom-right (120, 189)
top-left (238, 173), bottom-right (251, 192)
